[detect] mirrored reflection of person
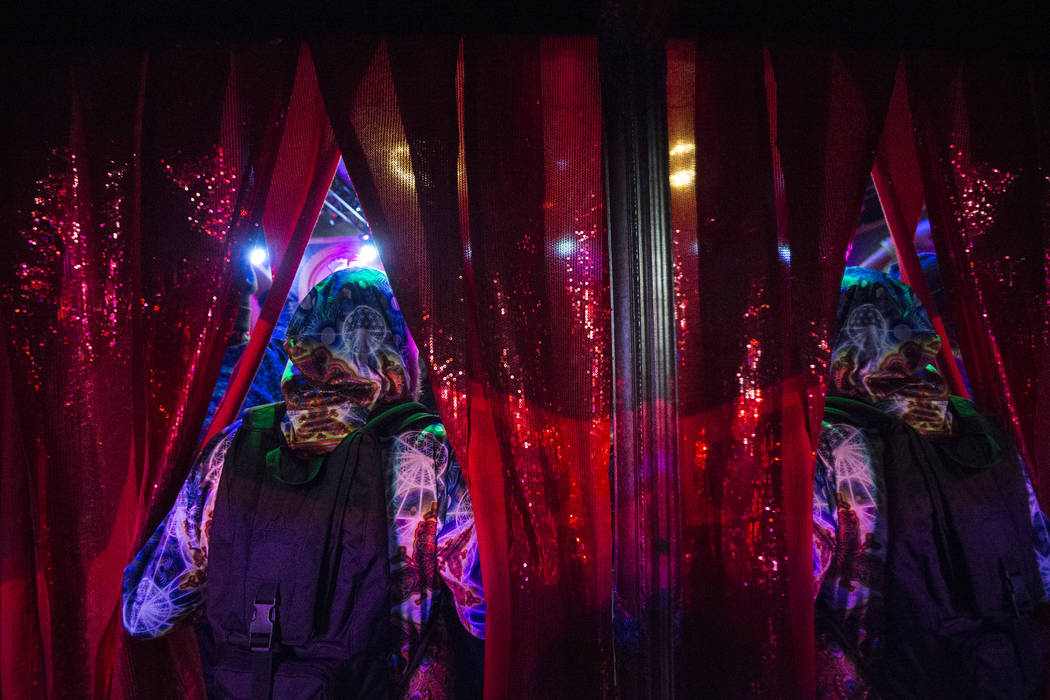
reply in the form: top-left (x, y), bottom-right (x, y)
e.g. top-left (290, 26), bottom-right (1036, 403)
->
top-left (122, 267), bottom-right (485, 698)
top-left (813, 267), bottom-right (1050, 699)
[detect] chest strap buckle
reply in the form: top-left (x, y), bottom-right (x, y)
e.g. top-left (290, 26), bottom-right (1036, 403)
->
top-left (249, 586), bottom-right (279, 651)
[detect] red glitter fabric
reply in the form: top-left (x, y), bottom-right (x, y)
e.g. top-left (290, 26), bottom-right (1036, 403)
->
top-left (898, 56), bottom-right (1050, 512)
top-left (312, 38), bottom-right (612, 698)
top-left (0, 44), bottom-right (335, 699)
top-left (667, 43), bottom-right (896, 697)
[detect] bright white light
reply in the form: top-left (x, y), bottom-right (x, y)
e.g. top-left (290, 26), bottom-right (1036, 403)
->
top-left (357, 244), bottom-right (379, 263)
top-left (669, 169), bottom-right (695, 188)
top-left (249, 247), bottom-right (267, 266)
top-left (669, 142), bottom-right (695, 157)
top-left (555, 238), bottom-right (576, 258)
top-left (778, 243), bottom-right (792, 264)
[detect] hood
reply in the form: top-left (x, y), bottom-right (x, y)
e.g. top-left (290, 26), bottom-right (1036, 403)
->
top-left (829, 266), bottom-right (951, 435)
top-left (279, 266), bottom-right (420, 454)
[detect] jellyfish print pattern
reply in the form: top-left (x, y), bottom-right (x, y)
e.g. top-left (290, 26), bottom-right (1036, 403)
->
top-left (279, 268), bottom-right (419, 455)
top-left (387, 424), bottom-right (485, 652)
top-left (830, 271), bottom-right (950, 436)
top-left (813, 420), bottom-right (888, 620)
top-left (342, 305), bottom-right (390, 357)
top-left (122, 423), bottom-right (237, 638)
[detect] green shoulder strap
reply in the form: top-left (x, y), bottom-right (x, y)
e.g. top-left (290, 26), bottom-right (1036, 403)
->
top-left (941, 395), bottom-right (1004, 469)
top-left (823, 395), bottom-right (894, 429)
top-left (364, 402), bottom-right (439, 437)
top-left (243, 402), bottom-right (281, 431)
top-left (240, 402), bottom-right (323, 486)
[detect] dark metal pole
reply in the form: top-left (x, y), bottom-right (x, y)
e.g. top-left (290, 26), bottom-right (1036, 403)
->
top-left (599, 2), bottom-right (680, 697)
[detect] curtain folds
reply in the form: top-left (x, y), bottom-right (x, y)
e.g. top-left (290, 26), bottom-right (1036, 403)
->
top-left (202, 45), bottom-right (340, 445)
top-left (4, 36), bottom-right (1048, 700)
top-left (312, 37), bottom-right (613, 698)
top-left (668, 42), bottom-right (896, 697)
top-left (0, 42), bottom-right (336, 699)
top-left (902, 55), bottom-right (1050, 508)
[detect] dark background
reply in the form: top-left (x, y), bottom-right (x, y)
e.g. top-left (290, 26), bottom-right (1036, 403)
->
top-left (5, 1), bottom-right (1050, 53)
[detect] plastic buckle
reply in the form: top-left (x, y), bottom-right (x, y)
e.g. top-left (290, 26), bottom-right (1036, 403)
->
top-left (249, 597), bottom-right (278, 651)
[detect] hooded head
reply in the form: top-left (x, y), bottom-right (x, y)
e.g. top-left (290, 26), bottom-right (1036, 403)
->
top-left (279, 267), bottom-right (420, 454)
top-left (829, 267), bottom-right (951, 435)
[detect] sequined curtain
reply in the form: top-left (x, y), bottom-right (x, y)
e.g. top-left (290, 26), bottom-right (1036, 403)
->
top-left (901, 55), bottom-right (1050, 508)
top-left (667, 42), bottom-right (896, 697)
top-left (312, 37), bottom-right (612, 698)
top-left (202, 45), bottom-right (340, 443)
top-left (0, 43), bottom-right (322, 699)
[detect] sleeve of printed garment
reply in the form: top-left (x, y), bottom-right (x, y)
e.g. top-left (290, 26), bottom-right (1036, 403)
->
top-left (1019, 462), bottom-right (1050, 600)
top-left (812, 418), bottom-right (885, 610)
top-left (388, 421), bottom-right (486, 643)
top-left (121, 421), bottom-right (240, 638)
top-left (813, 420), bottom-right (841, 598)
top-left (435, 434), bottom-right (486, 640)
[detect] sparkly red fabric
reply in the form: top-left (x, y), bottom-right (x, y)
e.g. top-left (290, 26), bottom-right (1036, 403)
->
top-left (312, 37), bottom-right (612, 698)
top-left (667, 43), bottom-right (896, 697)
top-left (6, 37), bottom-right (1049, 700)
top-left (0, 43), bottom-right (334, 699)
top-left (899, 56), bottom-right (1050, 511)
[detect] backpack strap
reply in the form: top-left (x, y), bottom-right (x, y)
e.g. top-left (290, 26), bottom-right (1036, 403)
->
top-left (226, 405), bottom-right (285, 700)
top-left (363, 401), bottom-right (439, 437)
top-left (243, 402), bottom-right (281, 431)
top-left (823, 395), bottom-right (895, 429)
top-left (225, 402), bottom-right (285, 479)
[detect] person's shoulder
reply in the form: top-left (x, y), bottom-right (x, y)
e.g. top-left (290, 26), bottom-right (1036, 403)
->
top-left (818, 411), bottom-right (881, 473)
top-left (194, 419), bottom-right (244, 479)
top-left (391, 418), bottom-right (449, 448)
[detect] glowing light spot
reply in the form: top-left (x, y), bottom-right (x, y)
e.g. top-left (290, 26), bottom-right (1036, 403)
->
top-left (249, 247), bottom-right (267, 266)
top-left (669, 142), bottom-right (695, 156)
top-left (356, 244), bottom-right (379, 263)
top-left (388, 145), bottom-right (415, 186)
top-left (670, 169), bottom-right (695, 188)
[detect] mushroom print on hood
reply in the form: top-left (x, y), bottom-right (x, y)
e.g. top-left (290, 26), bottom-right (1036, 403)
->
top-left (829, 266), bottom-right (951, 436)
top-left (280, 266), bottom-right (420, 454)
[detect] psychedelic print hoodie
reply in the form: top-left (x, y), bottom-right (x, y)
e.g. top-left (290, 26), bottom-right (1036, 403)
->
top-left (812, 267), bottom-right (1050, 699)
top-left (122, 267), bottom-right (484, 699)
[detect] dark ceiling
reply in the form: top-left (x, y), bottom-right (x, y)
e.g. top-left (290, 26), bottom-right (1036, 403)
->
top-left (6, 1), bottom-right (1049, 54)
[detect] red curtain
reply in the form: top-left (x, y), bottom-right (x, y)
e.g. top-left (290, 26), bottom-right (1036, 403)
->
top-left (202, 45), bottom-right (340, 444)
top-left (0, 43), bottom-right (338, 699)
top-left (668, 42), bottom-right (896, 697)
top-left (10, 36), bottom-right (1047, 700)
top-left (312, 37), bottom-right (612, 698)
top-left (900, 55), bottom-right (1050, 508)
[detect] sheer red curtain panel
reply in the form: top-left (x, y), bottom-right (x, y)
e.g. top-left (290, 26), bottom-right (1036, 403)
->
top-left (312, 36), bottom-right (612, 699)
top-left (668, 42), bottom-right (896, 697)
top-left (0, 42), bottom-right (340, 699)
top-left (902, 55), bottom-right (1050, 509)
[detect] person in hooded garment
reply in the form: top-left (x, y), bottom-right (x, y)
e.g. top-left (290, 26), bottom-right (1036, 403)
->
top-left (123, 267), bottom-right (485, 699)
top-left (813, 267), bottom-right (1050, 699)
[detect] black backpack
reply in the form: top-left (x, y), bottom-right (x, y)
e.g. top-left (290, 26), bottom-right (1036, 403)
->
top-left (820, 396), bottom-right (1050, 700)
top-left (205, 401), bottom-right (440, 700)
